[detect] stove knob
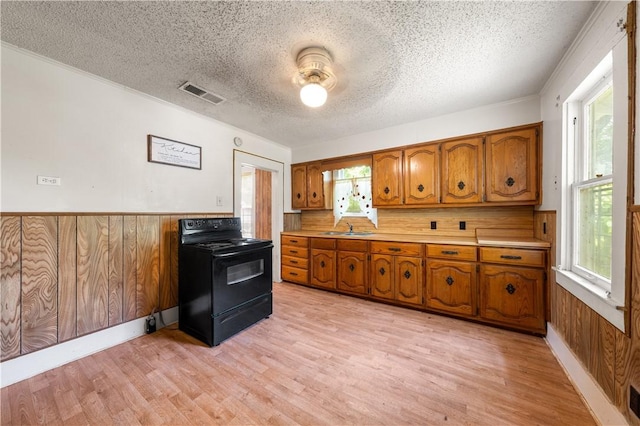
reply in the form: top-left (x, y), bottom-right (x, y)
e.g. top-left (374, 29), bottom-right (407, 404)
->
top-left (187, 221), bottom-right (194, 227)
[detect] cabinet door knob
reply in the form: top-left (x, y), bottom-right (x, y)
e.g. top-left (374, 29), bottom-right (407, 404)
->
top-left (296, 193), bottom-right (302, 199)
top-left (349, 264), bottom-right (355, 272)
top-left (506, 177), bottom-right (515, 187)
top-left (457, 181), bottom-right (465, 190)
top-left (506, 283), bottom-right (516, 294)
top-left (320, 260), bottom-right (325, 268)
top-left (417, 184), bottom-right (424, 192)
top-left (384, 186), bottom-right (390, 194)
top-left (446, 276), bottom-right (454, 286)
top-left (312, 192), bottom-right (317, 198)
top-left (404, 270), bottom-right (411, 279)
top-left (379, 267), bottom-right (386, 276)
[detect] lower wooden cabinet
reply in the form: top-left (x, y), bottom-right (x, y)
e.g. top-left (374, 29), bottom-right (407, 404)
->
top-left (370, 253), bottom-right (423, 306)
top-left (426, 259), bottom-right (476, 316)
top-left (310, 238), bottom-right (337, 289)
top-left (281, 234), bottom-right (548, 335)
top-left (479, 264), bottom-right (545, 333)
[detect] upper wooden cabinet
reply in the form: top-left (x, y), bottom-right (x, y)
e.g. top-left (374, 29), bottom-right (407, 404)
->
top-left (485, 125), bottom-right (539, 203)
top-left (403, 144), bottom-right (439, 205)
top-left (372, 150), bottom-right (403, 206)
top-left (441, 137), bottom-right (483, 204)
top-left (291, 163), bottom-right (326, 210)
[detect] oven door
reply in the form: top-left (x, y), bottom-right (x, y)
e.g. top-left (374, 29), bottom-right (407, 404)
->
top-left (211, 245), bottom-right (273, 315)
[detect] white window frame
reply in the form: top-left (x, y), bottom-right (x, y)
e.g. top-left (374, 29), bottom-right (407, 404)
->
top-left (558, 37), bottom-right (628, 332)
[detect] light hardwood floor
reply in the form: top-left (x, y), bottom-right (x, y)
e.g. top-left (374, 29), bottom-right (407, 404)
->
top-left (1, 282), bottom-right (595, 425)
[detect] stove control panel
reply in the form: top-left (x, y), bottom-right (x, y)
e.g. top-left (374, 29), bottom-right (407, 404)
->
top-left (182, 217), bottom-right (241, 232)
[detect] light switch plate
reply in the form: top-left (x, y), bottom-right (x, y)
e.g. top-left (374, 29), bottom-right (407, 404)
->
top-left (37, 175), bottom-right (61, 186)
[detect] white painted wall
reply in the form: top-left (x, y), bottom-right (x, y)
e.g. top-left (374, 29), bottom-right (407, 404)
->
top-left (1, 44), bottom-right (291, 213)
top-left (292, 95), bottom-right (541, 163)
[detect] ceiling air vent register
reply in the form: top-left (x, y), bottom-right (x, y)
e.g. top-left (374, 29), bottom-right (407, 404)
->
top-left (179, 81), bottom-right (226, 105)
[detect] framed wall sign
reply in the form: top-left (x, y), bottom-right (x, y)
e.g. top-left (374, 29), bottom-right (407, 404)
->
top-left (147, 134), bottom-right (201, 170)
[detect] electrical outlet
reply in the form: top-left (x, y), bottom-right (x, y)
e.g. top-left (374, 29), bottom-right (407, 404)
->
top-left (631, 385), bottom-right (640, 418)
top-left (459, 221), bottom-right (466, 230)
top-left (430, 221), bottom-right (437, 230)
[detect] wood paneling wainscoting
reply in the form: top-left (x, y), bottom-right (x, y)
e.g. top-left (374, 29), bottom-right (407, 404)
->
top-left (0, 213), bottom-right (231, 362)
top-left (538, 210), bottom-right (640, 425)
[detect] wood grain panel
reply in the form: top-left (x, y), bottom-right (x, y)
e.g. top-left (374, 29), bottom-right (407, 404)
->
top-left (255, 169), bottom-right (272, 240)
top-left (108, 216), bottom-right (123, 326)
top-left (123, 216), bottom-right (137, 322)
top-left (158, 216), bottom-right (173, 311)
top-left (21, 216), bottom-right (58, 354)
top-left (589, 314), bottom-right (616, 401)
top-left (77, 216), bottom-right (109, 336)
top-left (533, 210), bottom-right (555, 321)
top-left (1, 216), bottom-right (21, 360)
top-left (283, 213), bottom-right (301, 232)
top-left (136, 216), bottom-right (159, 317)
top-left (58, 216), bottom-right (77, 342)
top-left (300, 206), bottom-right (534, 237)
top-left (170, 216), bottom-right (181, 311)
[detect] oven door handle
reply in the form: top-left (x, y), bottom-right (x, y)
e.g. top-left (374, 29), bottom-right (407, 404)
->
top-left (213, 244), bottom-right (273, 258)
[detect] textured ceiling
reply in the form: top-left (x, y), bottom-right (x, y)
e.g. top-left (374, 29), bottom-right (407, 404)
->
top-left (1, 1), bottom-right (597, 148)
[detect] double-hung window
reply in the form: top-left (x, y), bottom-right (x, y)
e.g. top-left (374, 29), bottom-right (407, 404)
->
top-left (559, 37), bottom-right (629, 332)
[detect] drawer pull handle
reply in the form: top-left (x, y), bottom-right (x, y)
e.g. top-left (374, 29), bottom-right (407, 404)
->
top-left (441, 250), bottom-right (459, 255)
top-left (388, 247), bottom-right (401, 252)
top-left (417, 184), bottom-right (424, 192)
top-left (290, 272), bottom-right (298, 276)
top-left (506, 283), bottom-right (516, 294)
top-left (290, 239), bottom-right (298, 243)
top-left (290, 250), bottom-right (298, 254)
top-left (404, 270), bottom-right (411, 279)
top-left (379, 267), bottom-right (386, 276)
top-left (446, 276), bottom-right (454, 286)
top-left (290, 260), bottom-right (298, 264)
top-left (500, 255), bottom-right (522, 260)
top-left (349, 264), bottom-right (355, 272)
top-left (320, 261), bottom-right (325, 268)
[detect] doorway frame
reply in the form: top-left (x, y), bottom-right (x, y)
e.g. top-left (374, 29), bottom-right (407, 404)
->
top-left (233, 150), bottom-right (284, 281)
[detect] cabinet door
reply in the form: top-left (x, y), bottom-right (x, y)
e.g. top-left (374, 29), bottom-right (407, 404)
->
top-left (291, 165), bottom-right (307, 209)
top-left (306, 163), bottom-right (325, 209)
top-left (426, 259), bottom-right (476, 316)
top-left (441, 137), bottom-right (483, 203)
top-left (310, 249), bottom-right (336, 289)
top-left (337, 251), bottom-right (367, 295)
top-left (372, 150), bottom-right (403, 206)
top-left (395, 256), bottom-right (423, 305)
top-left (404, 144), bottom-right (439, 205)
top-left (370, 254), bottom-right (394, 299)
top-left (479, 264), bottom-right (545, 332)
top-left (485, 126), bottom-right (539, 202)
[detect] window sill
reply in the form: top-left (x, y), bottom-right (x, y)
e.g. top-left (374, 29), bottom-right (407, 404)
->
top-left (554, 268), bottom-right (625, 332)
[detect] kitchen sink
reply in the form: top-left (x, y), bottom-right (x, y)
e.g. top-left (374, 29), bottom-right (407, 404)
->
top-left (323, 231), bottom-right (374, 236)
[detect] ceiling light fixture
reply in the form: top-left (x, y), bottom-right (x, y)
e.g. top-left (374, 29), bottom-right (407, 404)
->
top-left (293, 46), bottom-right (336, 108)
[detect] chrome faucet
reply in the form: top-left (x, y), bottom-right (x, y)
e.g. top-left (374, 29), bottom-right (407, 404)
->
top-left (347, 222), bottom-right (353, 233)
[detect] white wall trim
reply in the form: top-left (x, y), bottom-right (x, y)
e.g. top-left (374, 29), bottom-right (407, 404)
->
top-left (545, 323), bottom-right (628, 426)
top-left (0, 307), bottom-right (178, 388)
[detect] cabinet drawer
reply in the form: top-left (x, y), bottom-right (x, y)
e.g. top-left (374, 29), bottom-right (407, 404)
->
top-left (370, 241), bottom-right (423, 256)
top-left (479, 247), bottom-right (545, 267)
top-left (310, 238), bottom-right (336, 250)
top-left (282, 265), bottom-right (308, 284)
top-left (282, 246), bottom-right (308, 258)
top-left (281, 235), bottom-right (308, 248)
top-left (282, 255), bottom-right (309, 269)
top-left (427, 244), bottom-right (477, 261)
top-left (337, 239), bottom-right (368, 252)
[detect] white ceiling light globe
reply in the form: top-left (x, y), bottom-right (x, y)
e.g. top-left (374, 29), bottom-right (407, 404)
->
top-left (300, 83), bottom-right (327, 107)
